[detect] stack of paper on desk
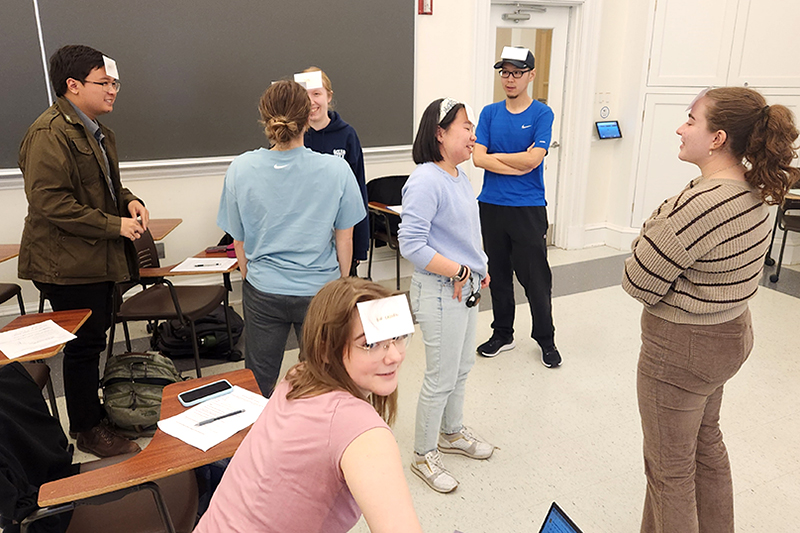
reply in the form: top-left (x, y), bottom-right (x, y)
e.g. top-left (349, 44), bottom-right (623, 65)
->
top-left (158, 386), bottom-right (268, 451)
top-left (0, 320), bottom-right (76, 359)
top-left (170, 257), bottom-right (238, 273)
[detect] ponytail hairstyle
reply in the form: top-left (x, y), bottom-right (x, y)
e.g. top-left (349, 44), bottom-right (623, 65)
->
top-left (285, 277), bottom-right (400, 425)
top-left (258, 80), bottom-right (311, 146)
top-left (705, 87), bottom-right (800, 205)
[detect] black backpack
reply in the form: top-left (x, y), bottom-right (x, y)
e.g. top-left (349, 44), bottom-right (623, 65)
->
top-left (151, 305), bottom-right (243, 361)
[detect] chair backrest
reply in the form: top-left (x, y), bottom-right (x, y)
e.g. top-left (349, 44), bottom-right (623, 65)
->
top-left (133, 229), bottom-right (161, 269)
top-left (366, 175), bottom-right (409, 206)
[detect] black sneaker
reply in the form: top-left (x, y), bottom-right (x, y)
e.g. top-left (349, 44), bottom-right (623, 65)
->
top-left (542, 347), bottom-right (562, 368)
top-left (477, 336), bottom-right (515, 357)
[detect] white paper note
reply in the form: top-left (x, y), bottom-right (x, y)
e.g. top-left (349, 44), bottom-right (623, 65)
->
top-left (294, 70), bottom-right (323, 90)
top-left (157, 385), bottom-right (268, 452)
top-left (0, 320), bottom-right (76, 359)
top-left (170, 257), bottom-right (238, 273)
top-left (102, 55), bottom-right (119, 79)
top-left (356, 294), bottom-right (415, 345)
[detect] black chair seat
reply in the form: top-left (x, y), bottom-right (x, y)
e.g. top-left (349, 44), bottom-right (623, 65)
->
top-left (118, 284), bottom-right (226, 322)
top-left (0, 283), bottom-right (22, 305)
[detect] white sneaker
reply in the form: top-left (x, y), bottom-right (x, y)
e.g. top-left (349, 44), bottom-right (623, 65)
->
top-left (438, 426), bottom-right (494, 459)
top-left (411, 449), bottom-right (459, 493)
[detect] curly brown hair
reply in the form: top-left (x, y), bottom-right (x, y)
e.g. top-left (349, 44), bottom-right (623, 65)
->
top-left (705, 87), bottom-right (800, 205)
top-left (285, 278), bottom-right (401, 425)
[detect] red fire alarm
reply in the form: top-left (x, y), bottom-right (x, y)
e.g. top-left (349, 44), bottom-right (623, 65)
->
top-left (418, 0), bottom-right (433, 15)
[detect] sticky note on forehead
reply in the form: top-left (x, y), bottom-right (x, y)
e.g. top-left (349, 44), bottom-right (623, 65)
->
top-left (357, 295), bottom-right (414, 344)
top-left (686, 87), bottom-right (710, 111)
top-left (501, 46), bottom-right (529, 61)
top-left (294, 70), bottom-right (323, 90)
top-left (102, 56), bottom-right (119, 79)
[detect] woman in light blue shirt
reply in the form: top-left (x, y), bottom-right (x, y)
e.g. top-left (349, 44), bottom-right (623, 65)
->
top-left (398, 98), bottom-right (493, 493)
top-left (217, 80), bottom-right (365, 397)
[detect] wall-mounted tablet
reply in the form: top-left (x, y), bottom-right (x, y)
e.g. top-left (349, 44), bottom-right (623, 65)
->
top-left (595, 120), bottom-right (622, 139)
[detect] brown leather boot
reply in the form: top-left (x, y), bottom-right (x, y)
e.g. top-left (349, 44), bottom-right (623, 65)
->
top-left (76, 423), bottom-right (141, 457)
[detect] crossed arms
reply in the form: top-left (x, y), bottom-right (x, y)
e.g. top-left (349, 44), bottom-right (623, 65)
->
top-left (472, 143), bottom-right (546, 175)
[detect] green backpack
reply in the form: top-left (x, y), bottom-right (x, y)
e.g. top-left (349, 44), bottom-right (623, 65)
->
top-left (102, 351), bottom-right (183, 437)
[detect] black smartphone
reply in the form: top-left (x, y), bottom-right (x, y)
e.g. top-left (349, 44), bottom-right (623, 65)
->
top-left (178, 379), bottom-right (233, 407)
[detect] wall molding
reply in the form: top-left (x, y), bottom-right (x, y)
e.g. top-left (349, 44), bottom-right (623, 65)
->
top-left (0, 145), bottom-right (413, 189)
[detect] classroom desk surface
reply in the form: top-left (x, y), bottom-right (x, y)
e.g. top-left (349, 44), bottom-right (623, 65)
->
top-left (138, 249), bottom-right (238, 278)
top-left (0, 309), bottom-right (91, 365)
top-left (39, 368), bottom-right (260, 507)
top-left (148, 218), bottom-right (183, 241)
top-left (0, 244), bottom-right (21, 263)
top-left (368, 201), bottom-right (401, 216)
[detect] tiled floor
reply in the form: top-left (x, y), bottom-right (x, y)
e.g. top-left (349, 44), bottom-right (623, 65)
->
top-left (35, 246), bottom-right (800, 531)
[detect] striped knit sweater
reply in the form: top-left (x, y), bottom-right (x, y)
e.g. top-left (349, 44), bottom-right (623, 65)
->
top-left (623, 176), bottom-right (771, 325)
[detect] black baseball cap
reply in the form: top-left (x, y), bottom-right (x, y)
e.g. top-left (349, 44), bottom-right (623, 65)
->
top-left (493, 46), bottom-right (535, 70)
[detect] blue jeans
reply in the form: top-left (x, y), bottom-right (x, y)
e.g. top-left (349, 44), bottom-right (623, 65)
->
top-left (410, 270), bottom-right (478, 455)
top-left (242, 281), bottom-right (313, 397)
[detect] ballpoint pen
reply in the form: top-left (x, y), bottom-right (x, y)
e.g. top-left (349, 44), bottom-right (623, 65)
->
top-left (195, 409), bottom-right (245, 426)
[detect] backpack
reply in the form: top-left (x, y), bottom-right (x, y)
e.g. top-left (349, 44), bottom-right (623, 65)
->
top-left (102, 352), bottom-right (183, 437)
top-left (151, 305), bottom-right (244, 361)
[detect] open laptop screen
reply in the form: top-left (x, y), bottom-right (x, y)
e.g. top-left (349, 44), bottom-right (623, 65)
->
top-left (538, 502), bottom-right (584, 533)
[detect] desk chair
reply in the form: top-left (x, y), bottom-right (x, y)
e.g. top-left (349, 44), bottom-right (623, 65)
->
top-left (0, 363), bottom-right (197, 533)
top-left (0, 284), bottom-right (59, 420)
top-left (0, 283), bottom-right (25, 315)
top-left (764, 194), bottom-right (800, 282)
top-left (108, 229), bottom-right (232, 377)
top-left (366, 175), bottom-right (408, 290)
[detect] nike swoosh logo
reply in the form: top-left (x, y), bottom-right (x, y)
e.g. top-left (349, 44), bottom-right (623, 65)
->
top-left (521, 125), bottom-right (532, 129)
top-left (274, 164), bottom-right (289, 169)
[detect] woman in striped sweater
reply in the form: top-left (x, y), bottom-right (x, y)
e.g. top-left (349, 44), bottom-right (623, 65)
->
top-left (623, 87), bottom-right (799, 533)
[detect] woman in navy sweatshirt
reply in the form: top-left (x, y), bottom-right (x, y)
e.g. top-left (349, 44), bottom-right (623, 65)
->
top-left (302, 67), bottom-right (369, 276)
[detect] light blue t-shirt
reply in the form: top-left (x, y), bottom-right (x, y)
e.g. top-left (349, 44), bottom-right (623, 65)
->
top-left (398, 162), bottom-right (487, 278)
top-left (217, 146), bottom-right (365, 296)
top-left (475, 99), bottom-right (554, 207)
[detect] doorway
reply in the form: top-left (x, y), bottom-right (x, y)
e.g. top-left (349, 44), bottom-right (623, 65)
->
top-left (483, 3), bottom-right (570, 243)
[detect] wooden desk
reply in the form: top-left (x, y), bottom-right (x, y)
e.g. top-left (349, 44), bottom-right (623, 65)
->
top-left (0, 309), bottom-right (92, 365)
top-left (368, 201), bottom-right (401, 216)
top-left (148, 218), bottom-right (183, 241)
top-left (139, 249), bottom-right (239, 292)
top-left (0, 244), bottom-right (21, 263)
top-left (39, 368), bottom-right (260, 507)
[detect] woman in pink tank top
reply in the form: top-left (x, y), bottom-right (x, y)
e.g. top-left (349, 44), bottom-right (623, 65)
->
top-left (195, 278), bottom-right (423, 533)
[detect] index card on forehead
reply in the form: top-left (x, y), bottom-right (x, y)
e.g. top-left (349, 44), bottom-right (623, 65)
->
top-left (686, 88), bottom-right (710, 111)
top-left (294, 71), bottom-right (323, 90)
top-left (501, 46), bottom-right (528, 61)
top-left (102, 56), bottom-right (119, 79)
top-left (357, 295), bottom-right (414, 344)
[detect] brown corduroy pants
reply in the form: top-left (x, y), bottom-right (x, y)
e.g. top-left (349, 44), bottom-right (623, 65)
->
top-left (637, 308), bottom-right (753, 533)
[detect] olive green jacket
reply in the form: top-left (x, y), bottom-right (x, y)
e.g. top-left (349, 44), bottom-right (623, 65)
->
top-left (18, 97), bottom-right (140, 285)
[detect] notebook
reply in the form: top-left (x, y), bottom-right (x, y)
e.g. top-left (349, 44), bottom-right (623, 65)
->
top-left (538, 502), bottom-right (584, 533)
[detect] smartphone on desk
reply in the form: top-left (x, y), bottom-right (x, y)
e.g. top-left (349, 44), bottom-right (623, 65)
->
top-left (178, 379), bottom-right (233, 407)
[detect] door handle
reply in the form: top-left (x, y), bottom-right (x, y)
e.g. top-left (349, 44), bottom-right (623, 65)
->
top-left (550, 141), bottom-right (560, 149)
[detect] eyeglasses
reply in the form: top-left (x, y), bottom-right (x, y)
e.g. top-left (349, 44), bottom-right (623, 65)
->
top-left (84, 79), bottom-right (121, 92)
top-left (354, 334), bottom-right (412, 353)
top-left (499, 69), bottom-right (529, 79)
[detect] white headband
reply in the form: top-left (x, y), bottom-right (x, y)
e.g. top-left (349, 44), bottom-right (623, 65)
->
top-left (438, 98), bottom-right (476, 125)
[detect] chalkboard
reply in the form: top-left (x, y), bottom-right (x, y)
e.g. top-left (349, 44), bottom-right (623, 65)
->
top-left (1, 2), bottom-right (50, 169)
top-left (1, 0), bottom-right (414, 168)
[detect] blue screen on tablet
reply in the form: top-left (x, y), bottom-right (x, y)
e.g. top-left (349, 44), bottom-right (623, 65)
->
top-left (595, 120), bottom-right (622, 139)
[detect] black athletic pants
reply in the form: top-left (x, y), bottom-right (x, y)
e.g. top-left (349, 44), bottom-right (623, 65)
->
top-left (34, 281), bottom-right (114, 433)
top-left (478, 202), bottom-right (555, 350)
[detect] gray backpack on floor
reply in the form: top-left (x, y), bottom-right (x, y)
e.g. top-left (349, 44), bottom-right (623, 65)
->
top-left (102, 351), bottom-right (182, 437)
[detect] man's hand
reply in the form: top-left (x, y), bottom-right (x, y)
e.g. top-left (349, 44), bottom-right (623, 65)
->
top-left (128, 200), bottom-right (150, 231)
top-left (120, 217), bottom-right (145, 241)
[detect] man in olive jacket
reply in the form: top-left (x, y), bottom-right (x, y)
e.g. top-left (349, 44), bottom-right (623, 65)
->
top-left (18, 45), bottom-right (148, 457)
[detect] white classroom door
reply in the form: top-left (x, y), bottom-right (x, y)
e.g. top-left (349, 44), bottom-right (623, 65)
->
top-left (485, 3), bottom-right (570, 234)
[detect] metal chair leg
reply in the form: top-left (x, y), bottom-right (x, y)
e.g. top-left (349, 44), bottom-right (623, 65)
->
top-left (769, 227), bottom-right (788, 283)
top-left (395, 247), bottom-right (401, 290)
top-left (189, 321), bottom-right (202, 378)
top-left (764, 208), bottom-right (781, 266)
top-left (16, 291), bottom-right (26, 315)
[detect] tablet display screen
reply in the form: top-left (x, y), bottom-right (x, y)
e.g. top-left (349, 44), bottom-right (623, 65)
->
top-left (596, 120), bottom-right (622, 139)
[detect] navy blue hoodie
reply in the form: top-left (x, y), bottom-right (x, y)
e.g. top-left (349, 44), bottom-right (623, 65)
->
top-left (304, 111), bottom-right (369, 261)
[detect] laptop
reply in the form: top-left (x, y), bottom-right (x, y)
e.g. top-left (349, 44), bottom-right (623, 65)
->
top-left (538, 502), bottom-right (584, 533)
